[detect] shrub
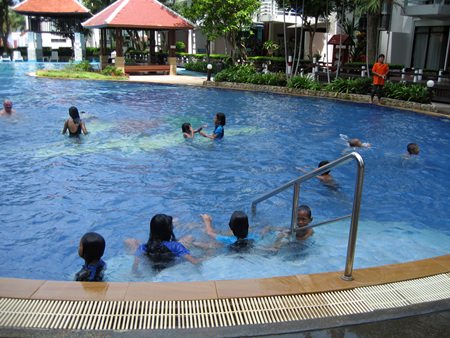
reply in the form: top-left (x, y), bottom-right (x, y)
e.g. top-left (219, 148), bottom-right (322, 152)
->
top-left (214, 65), bottom-right (257, 83)
top-left (383, 82), bottom-right (430, 103)
top-left (101, 65), bottom-right (124, 77)
top-left (66, 60), bottom-right (93, 72)
top-left (176, 41), bottom-right (186, 52)
top-left (86, 47), bottom-right (100, 57)
top-left (325, 77), bottom-right (372, 94)
top-left (214, 65), bottom-right (287, 86)
top-left (184, 61), bottom-right (210, 73)
top-left (288, 75), bottom-right (322, 91)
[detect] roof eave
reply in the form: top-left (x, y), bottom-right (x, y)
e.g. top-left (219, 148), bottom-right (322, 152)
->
top-left (83, 23), bottom-right (194, 30)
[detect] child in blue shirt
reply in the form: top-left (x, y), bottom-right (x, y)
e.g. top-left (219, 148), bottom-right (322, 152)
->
top-left (201, 211), bottom-right (257, 252)
top-left (199, 112), bottom-right (226, 140)
top-left (131, 214), bottom-right (199, 272)
top-left (75, 232), bottom-right (106, 282)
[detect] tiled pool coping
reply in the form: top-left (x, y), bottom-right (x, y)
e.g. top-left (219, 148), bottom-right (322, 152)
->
top-left (1, 255), bottom-right (448, 301)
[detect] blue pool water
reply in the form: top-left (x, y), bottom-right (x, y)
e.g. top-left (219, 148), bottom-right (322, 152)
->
top-left (0, 63), bottom-right (449, 282)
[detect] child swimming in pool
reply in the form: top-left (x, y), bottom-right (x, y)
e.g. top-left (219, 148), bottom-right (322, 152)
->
top-left (129, 214), bottom-right (199, 272)
top-left (407, 143), bottom-right (420, 155)
top-left (348, 138), bottom-right (371, 148)
top-left (340, 134), bottom-right (370, 148)
top-left (75, 232), bottom-right (106, 282)
top-left (181, 122), bottom-right (204, 138)
top-left (201, 211), bottom-right (257, 252)
top-left (62, 106), bottom-right (88, 136)
top-left (274, 205), bottom-right (314, 248)
top-left (199, 113), bottom-right (226, 140)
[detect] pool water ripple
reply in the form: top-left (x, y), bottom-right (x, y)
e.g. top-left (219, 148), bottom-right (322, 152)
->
top-left (0, 63), bottom-right (449, 282)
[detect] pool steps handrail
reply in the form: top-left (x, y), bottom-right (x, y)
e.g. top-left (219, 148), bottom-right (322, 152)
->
top-left (251, 152), bottom-right (365, 281)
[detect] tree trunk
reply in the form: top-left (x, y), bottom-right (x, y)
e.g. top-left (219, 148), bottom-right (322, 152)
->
top-left (367, 13), bottom-right (379, 63)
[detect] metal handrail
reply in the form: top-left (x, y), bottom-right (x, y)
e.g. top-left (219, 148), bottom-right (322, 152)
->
top-left (251, 152), bottom-right (365, 281)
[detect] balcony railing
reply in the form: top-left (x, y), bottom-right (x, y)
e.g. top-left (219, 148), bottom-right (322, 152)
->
top-left (404, 0), bottom-right (450, 17)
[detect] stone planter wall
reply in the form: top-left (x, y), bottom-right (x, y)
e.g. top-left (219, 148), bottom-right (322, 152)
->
top-left (203, 81), bottom-right (439, 114)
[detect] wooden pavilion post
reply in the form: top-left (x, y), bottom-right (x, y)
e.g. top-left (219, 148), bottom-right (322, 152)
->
top-left (100, 28), bottom-right (109, 70)
top-left (168, 30), bottom-right (176, 75)
top-left (115, 28), bottom-right (125, 72)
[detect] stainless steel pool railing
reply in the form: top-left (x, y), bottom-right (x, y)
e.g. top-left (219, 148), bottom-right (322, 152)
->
top-left (251, 152), bottom-right (365, 281)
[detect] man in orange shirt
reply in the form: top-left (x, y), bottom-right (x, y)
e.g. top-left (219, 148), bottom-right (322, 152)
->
top-left (371, 54), bottom-right (389, 104)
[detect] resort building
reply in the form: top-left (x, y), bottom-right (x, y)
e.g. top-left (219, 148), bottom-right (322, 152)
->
top-left (379, 0), bottom-right (450, 70)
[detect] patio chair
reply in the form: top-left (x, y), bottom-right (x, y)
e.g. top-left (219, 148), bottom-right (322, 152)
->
top-left (1, 53), bottom-right (11, 62)
top-left (50, 50), bottom-right (59, 62)
top-left (12, 50), bottom-right (24, 62)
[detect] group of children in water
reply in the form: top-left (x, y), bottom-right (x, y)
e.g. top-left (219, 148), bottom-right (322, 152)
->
top-left (3, 104), bottom-right (408, 281)
top-left (76, 206), bottom-right (315, 282)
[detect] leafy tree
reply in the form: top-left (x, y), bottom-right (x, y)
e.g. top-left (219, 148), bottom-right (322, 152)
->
top-left (184, 0), bottom-right (260, 62)
top-left (277, 0), bottom-right (330, 61)
top-left (83, 0), bottom-right (114, 14)
top-left (0, 0), bottom-right (14, 52)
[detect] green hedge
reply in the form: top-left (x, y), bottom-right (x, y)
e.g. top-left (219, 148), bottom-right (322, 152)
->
top-left (214, 65), bottom-right (287, 86)
top-left (383, 82), bottom-right (430, 104)
top-left (324, 77), bottom-right (373, 95)
top-left (287, 75), bottom-right (322, 91)
top-left (214, 65), bottom-right (431, 103)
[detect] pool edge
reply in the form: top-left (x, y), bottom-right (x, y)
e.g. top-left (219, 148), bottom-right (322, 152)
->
top-left (1, 254), bottom-right (448, 301)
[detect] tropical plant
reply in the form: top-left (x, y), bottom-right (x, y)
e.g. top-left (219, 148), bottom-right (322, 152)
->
top-left (263, 40), bottom-right (280, 56)
top-left (66, 60), bottom-right (93, 72)
top-left (383, 82), bottom-right (430, 104)
top-left (287, 75), bottom-right (322, 90)
top-left (101, 65), bottom-right (124, 76)
top-left (324, 77), bottom-right (372, 94)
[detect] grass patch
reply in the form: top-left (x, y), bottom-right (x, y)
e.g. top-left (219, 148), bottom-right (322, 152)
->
top-left (36, 69), bottom-right (128, 81)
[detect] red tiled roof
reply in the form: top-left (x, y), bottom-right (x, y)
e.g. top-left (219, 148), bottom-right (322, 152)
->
top-left (328, 34), bottom-right (353, 45)
top-left (13, 0), bottom-right (90, 16)
top-left (82, 0), bottom-right (194, 30)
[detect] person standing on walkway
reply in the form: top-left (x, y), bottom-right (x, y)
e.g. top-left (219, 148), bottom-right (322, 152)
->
top-left (371, 54), bottom-right (389, 104)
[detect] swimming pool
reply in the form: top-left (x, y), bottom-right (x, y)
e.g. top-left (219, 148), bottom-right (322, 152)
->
top-left (0, 63), bottom-right (449, 282)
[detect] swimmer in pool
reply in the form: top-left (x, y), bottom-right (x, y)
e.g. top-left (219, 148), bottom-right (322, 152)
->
top-left (274, 205), bottom-right (314, 248)
top-left (127, 214), bottom-right (199, 273)
top-left (75, 232), bottom-right (106, 282)
top-left (201, 211), bottom-right (257, 252)
top-left (297, 161), bottom-right (337, 187)
top-left (62, 106), bottom-right (88, 136)
top-left (181, 122), bottom-right (204, 138)
top-left (0, 99), bottom-right (15, 116)
top-left (407, 143), bottom-right (419, 155)
top-left (348, 138), bottom-right (371, 148)
top-left (199, 113), bottom-right (226, 140)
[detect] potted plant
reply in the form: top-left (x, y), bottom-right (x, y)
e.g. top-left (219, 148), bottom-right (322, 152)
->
top-left (263, 40), bottom-right (279, 56)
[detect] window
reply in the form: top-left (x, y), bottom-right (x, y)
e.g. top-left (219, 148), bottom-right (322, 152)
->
top-left (412, 26), bottom-right (449, 70)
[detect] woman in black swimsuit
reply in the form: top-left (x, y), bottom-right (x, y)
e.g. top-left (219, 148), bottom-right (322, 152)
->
top-left (62, 106), bottom-right (88, 136)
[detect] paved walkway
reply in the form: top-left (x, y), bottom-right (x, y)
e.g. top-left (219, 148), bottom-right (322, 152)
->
top-left (432, 101), bottom-right (450, 115)
top-left (128, 74), bottom-right (207, 86)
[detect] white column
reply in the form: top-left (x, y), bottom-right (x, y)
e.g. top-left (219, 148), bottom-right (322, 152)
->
top-left (188, 29), bottom-right (193, 54)
top-left (74, 32), bottom-right (85, 62)
top-left (27, 32), bottom-right (43, 61)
